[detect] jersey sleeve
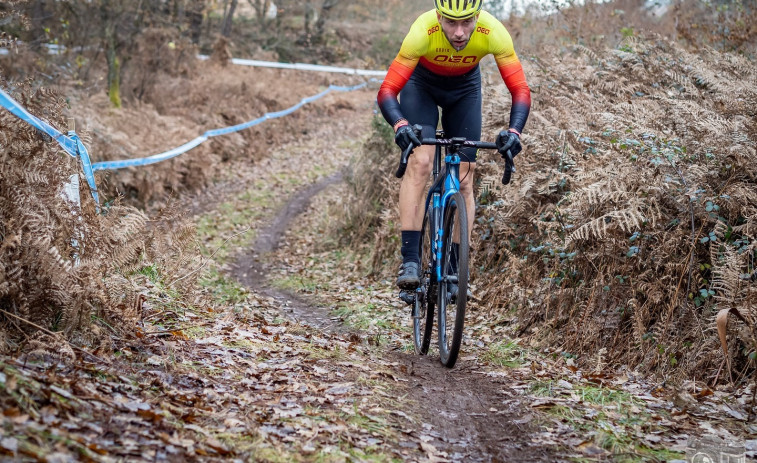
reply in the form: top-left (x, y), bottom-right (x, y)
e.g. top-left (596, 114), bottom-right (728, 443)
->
top-left (489, 21), bottom-right (531, 133)
top-left (377, 19), bottom-right (429, 127)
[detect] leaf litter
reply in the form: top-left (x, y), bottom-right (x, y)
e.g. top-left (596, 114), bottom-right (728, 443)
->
top-left (2, 44), bottom-right (755, 463)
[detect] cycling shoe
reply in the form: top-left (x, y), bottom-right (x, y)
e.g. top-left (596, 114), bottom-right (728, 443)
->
top-left (396, 261), bottom-right (420, 290)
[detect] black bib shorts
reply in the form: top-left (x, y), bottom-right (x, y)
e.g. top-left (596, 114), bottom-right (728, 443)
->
top-left (399, 64), bottom-right (482, 162)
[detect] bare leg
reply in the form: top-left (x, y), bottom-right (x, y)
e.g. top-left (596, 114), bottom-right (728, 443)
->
top-left (399, 145), bottom-right (435, 231)
top-left (455, 162), bottom-right (476, 243)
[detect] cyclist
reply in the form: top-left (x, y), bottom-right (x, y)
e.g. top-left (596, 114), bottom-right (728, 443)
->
top-left (377, 0), bottom-right (531, 301)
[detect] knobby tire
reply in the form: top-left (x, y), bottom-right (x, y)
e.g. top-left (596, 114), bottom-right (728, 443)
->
top-left (413, 207), bottom-right (435, 355)
top-left (438, 192), bottom-right (469, 368)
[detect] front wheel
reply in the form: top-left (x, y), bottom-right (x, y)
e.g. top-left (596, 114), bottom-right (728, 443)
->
top-left (437, 192), bottom-right (469, 368)
top-left (413, 205), bottom-right (435, 355)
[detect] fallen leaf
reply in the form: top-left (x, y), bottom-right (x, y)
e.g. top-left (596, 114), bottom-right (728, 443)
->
top-left (0, 437), bottom-right (18, 456)
top-left (205, 438), bottom-right (232, 456)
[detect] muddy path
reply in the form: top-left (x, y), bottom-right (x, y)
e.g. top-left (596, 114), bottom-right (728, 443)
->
top-left (231, 171), bottom-right (345, 333)
top-left (225, 136), bottom-right (558, 461)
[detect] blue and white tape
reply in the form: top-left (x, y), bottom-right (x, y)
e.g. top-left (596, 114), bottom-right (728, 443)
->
top-left (0, 87), bottom-right (100, 206)
top-left (0, 87), bottom-right (80, 156)
top-left (2, 72), bottom-right (380, 208)
top-left (196, 55), bottom-right (387, 77)
top-left (91, 81), bottom-right (377, 171)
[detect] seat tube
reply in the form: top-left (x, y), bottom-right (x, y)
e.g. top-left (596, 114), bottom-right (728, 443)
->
top-left (433, 143), bottom-right (441, 178)
top-left (433, 192), bottom-right (443, 281)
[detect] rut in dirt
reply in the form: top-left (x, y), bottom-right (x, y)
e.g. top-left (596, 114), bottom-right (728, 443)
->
top-left (231, 171), bottom-right (344, 332)
top-left (229, 172), bottom-right (560, 462)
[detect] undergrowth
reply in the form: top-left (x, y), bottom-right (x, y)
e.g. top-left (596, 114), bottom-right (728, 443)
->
top-left (338, 33), bottom-right (757, 385)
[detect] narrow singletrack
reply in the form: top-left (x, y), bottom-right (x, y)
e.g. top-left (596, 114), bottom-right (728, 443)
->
top-left (231, 171), bottom-right (344, 332)
top-left (228, 168), bottom-right (557, 462)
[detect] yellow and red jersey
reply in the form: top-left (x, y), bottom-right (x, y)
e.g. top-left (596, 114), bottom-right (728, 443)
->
top-left (377, 9), bottom-right (531, 133)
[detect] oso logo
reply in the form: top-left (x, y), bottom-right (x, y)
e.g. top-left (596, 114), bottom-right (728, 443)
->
top-left (428, 25), bottom-right (440, 35)
top-left (432, 55), bottom-right (477, 64)
top-left (476, 26), bottom-right (490, 35)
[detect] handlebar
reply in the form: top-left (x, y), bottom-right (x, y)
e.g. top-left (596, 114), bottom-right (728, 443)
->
top-left (502, 150), bottom-right (515, 186)
top-left (395, 135), bottom-right (515, 185)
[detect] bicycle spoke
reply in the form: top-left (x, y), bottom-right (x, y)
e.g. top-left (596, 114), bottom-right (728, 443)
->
top-left (413, 205), bottom-right (435, 355)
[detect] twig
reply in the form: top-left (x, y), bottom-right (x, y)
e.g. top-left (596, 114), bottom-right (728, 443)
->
top-left (145, 321), bottom-right (215, 336)
top-left (167, 225), bottom-right (252, 287)
top-left (0, 308), bottom-right (107, 363)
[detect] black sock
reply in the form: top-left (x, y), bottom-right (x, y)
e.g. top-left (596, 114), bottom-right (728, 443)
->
top-left (450, 242), bottom-right (459, 275)
top-left (400, 230), bottom-right (421, 265)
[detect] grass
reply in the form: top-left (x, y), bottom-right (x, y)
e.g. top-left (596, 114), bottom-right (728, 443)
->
top-left (575, 384), bottom-right (639, 407)
top-left (346, 409), bottom-right (388, 436)
top-left (272, 274), bottom-right (321, 293)
top-left (332, 302), bottom-right (402, 334)
top-left (199, 268), bottom-right (250, 305)
top-left (527, 380), bottom-right (684, 462)
top-left (195, 185), bottom-right (275, 262)
top-left (305, 344), bottom-right (351, 361)
top-left (481, 340), bottom-right (527, 367)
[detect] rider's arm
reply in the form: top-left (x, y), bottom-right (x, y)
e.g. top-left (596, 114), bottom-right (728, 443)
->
top-left (377, 18), bottom-right (428, 130)
top-left (489, 22), bottom-right (531, 135)
top-left (377, 58), bottom-right (416, 130)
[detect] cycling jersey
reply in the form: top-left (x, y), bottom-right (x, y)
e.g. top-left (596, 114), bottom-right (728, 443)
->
top-left (377, 9), bottom-right (531, 134)
top-left (400, 65), bottom-right (482, 161)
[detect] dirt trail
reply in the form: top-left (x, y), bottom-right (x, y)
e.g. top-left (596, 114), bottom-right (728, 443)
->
top-left (223, 92), bottom-right (558, 461)
top-left (232, 171), bottom-right (345, 332)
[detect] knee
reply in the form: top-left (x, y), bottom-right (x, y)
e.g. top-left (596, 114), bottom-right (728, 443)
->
top-left (406, 153), bottom-right (433, 182)
top-left (459, 167), bottom-right (476, 194)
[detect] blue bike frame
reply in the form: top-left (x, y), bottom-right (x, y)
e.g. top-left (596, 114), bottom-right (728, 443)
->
top-left (425, 148), bottom-right (463, 283)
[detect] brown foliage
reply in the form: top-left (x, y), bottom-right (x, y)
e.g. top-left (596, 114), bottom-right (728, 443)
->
top-left (0, 82), bottom-right (199, 352)
top-left (341, 32), bottom-right (756, 383)
top-left (337, 116), bottom-right (400, 272)
top-left (472, 35), bottom-right (756, 383)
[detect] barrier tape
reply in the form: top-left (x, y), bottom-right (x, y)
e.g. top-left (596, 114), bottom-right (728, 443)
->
top-left (1, 73), bottom-right (380, 206)
top-left (0, 87), bottom-right (100, 206)
top-left (0, 87), bottom-right (80, 156)
top-left (91, 81), bottom-right (377, 171)
top-left (196, 55), bottom-right (387, 77)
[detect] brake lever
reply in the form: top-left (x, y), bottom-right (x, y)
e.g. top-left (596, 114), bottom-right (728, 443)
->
top-left (395, 143), bottom-right (413, 179)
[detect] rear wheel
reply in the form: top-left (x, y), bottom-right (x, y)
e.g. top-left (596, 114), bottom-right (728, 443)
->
top-left (437, 192), bottom-right (469, 368)
top-left (413, 205), bottom-right (435, 355)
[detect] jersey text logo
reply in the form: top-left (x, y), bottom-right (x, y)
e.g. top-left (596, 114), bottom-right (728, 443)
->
top-left (476, 26), bottom-right (490, 35)
top-left (433, 55), bottom-right (477, 64)
top-left (428, 25), bottom-right (440, 35)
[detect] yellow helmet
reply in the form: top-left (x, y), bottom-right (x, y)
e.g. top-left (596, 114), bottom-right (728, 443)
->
top-left (435, 0), bottom-right (482, 20)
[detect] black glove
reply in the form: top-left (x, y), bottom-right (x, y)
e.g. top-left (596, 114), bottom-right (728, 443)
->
top-left (395, 124), bottom-right (421, 152)
top-left (496, 130), bottom-right (522, 158)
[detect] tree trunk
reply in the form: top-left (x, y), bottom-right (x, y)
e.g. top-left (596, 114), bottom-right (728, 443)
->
top-left (105, 24), bottom-right (121, 108)
top-left (247, 0), bottom-right (271, 26)
top-left (30, 0), bottom-right (48, 49)
top-left (221, 0), bottom-right (238, 37)
top-left (187, 0), bottom-right (204, 44)
top-left (313, 0), bottom-right (338, 44)
top-left (304, 0), bottom-right (312, 38)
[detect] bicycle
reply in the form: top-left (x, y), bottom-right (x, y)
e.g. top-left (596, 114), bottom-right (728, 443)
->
top-left (396, 124), bottom-right (515, 368)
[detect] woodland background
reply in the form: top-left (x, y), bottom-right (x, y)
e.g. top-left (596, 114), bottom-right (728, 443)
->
top-left (1, 0), bottom-right (756, 433)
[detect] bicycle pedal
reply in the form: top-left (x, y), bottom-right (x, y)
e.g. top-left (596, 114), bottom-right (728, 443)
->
top-left (398, 290), bottom-right (415, 305)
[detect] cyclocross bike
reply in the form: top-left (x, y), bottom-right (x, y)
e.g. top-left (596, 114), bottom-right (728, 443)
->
top-left (396, 124), bottom-right (515, 368)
